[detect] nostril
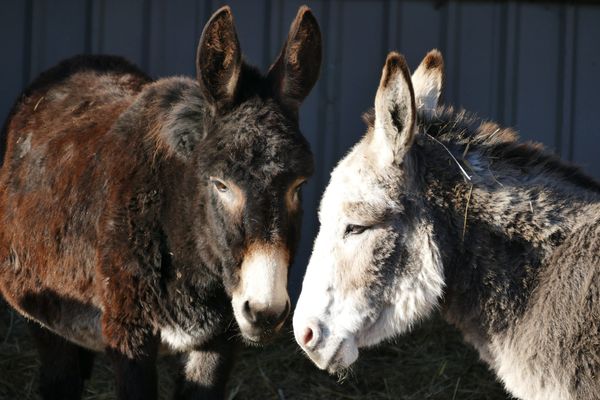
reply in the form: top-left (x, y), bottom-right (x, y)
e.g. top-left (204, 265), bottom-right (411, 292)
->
top-left (273, 301), bottom-right (290, 327)
top-left (302, 326), bottom-right (314, 347)
top-left (299, 320), bottom-right (321, 350)
top-left (242, 300), bottom-right (256, 323)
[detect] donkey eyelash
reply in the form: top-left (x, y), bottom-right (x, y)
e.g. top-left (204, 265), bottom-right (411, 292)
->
top-left (344, 224), bottom-right (369, 238)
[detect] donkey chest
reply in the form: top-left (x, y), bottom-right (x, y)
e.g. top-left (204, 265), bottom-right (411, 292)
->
top-left (489, 332), bottom-right (573, 400)
top-left (159, 324), bottom-right (213, 353)
top-left (158, 290), bottom-right (230, 353)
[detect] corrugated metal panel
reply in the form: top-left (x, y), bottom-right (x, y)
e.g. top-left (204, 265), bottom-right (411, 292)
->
top-left (1, 0), bottom-right (599, 293)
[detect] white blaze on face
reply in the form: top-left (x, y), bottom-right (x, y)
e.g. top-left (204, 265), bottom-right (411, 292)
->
top-left (294, 142), bottom-right (445, 372)
top-left (293, 145), bottom-right (394, 371)
top-left (232, 243), bottom-right (290, 337)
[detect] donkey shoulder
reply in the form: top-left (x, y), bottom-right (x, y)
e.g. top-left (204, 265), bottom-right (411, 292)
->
top-left (492, 213), bottom-right (600, 400)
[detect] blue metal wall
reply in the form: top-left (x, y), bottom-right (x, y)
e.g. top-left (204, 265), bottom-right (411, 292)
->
top-left (1, 0), bottom-right (599, 296)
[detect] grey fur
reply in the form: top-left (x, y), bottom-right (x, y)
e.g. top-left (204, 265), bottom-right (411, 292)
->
top-left (295, 51), bottom-right (600, 400)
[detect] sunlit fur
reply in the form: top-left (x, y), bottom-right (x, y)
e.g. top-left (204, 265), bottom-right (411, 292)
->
top-left (295, 50), bottom-right (600, 400)
top-left (294, 51), bottom-right (445, 372)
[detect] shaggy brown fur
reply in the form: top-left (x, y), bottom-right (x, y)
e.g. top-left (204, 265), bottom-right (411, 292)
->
top-left (0, 5), bottom-right (321, 400)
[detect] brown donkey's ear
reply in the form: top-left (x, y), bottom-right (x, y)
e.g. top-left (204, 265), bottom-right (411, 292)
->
top-left (196, 6), bottom-right (242, 110)
top-left (411, 49), bottom-right (444, 114)
top-left (372, 52), bottom-right (416, 167)
top-left (268, 5), bottom-right (322, 114)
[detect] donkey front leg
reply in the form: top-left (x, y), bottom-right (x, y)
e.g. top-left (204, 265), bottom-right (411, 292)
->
top-left (174, 334), bottom-right (237, 400)
top-left (106, 334), bottom-right (160, 400)
top-left (28, 322), bottom-right (96, 400)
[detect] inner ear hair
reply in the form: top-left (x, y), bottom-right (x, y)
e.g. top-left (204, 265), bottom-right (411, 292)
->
top-left (196, 6), bottom-right (242, 110)
top-left (267, 5), bottom-right (322, 113)
top-left (373, 51), bottom-right (417, 165)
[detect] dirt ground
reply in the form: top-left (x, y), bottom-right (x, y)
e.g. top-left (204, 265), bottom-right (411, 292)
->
top-left (0, 299), bottom-right (511, 400)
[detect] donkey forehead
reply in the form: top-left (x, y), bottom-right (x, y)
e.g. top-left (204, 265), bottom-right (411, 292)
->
top-left (208, 103), bottom-right (313, 181)
top-left (320, 146), bottom-right (396, 221)
top-left (219, 99), bottom-right (296, 137)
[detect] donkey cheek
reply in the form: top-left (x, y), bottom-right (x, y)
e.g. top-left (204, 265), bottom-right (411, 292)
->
top-left (336, 253), bottom-right (373, 296)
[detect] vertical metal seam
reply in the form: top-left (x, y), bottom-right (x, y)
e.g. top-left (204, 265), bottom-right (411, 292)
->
top-left (84, 0), bottom-right (93, 54)
top-left (263, 0), bottom-right (272, 70)
top-left (567, 6), bottom-right (579, 162)
top-left (98, 0), bottom-right (105, 54)
top-left (452, 3), bottom-right (462, 106)
top-left (438, 1), bottom-right (448, 104)
top-left (159, 0), bottom-right (167, 76)
top-left (330, 1), bottom-right (344, 164)
top-left (509, 2), bottom-right (521, 128)
top-left (496, 2), bottom-right (508, 123)
top-left (22, 0), bottom-right (33, 86)
top-left (396, 1), bottom-right (404, 50)
top-left (555, 3), bottom-right (567, 156)
top-left (276, 0), bottom-right (284, 44)
top-left (313, 0), bottom-right (331, 208)
top-left (381, 0), bottom-right (390, 58)
top-left (35, 0), bottom-right (46, 77)
top-left (141, 0), bottom-right (152, 73)
top-left (489, 3), bottom-right (498, 118)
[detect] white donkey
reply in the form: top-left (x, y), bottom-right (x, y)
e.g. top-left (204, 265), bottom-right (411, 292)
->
top-left (294, 50), bottom-right (600, 400)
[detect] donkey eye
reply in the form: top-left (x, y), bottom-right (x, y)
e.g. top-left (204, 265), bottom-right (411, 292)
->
top-left (344, 224), bottom-right (368, 238)
top-left (294, 181), bottom-right (306, 196)
top-left (210, 178), bottom-right (229, 193)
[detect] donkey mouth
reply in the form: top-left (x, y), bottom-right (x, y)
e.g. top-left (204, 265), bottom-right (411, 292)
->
top-left (306, 336), bottom-right (358, 374)
top-left (324, 341), bottom-right (345, 373)
top-left (240, 328), bottom-right (278, 346)
top-left (238, 301), bottom-right (290, 345)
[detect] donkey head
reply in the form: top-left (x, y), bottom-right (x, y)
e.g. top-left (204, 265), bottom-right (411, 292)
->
top-left (170, 6), bottom-right (321, 343)
top-left (293, 51), bottom-right (444, 371)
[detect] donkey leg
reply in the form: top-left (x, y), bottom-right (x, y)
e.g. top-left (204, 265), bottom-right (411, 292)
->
top-left (78, 346), bottom-right (96, 381)
top-left (106, 336), bottom-right (159, 400)
top-left (28, 322), bottom-right (95, 400)
top-left (174, 334), bottom-right (237, 400)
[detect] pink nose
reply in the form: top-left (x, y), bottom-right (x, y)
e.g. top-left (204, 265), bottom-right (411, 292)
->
top-left (298, 319), bottom-right (321, 350)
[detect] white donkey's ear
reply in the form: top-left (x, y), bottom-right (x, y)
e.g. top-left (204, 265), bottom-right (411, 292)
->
top-left (372, 51), bottom-right (416, 167)
top-left (411, 49), bottom-right (444, 114)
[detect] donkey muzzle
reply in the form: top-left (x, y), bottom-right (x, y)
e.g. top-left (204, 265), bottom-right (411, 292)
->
top-left (232, 243), bottom-right (290, 343)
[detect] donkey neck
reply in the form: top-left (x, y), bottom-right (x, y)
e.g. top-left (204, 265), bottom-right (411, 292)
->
top-left (422, 136), bottom-right (599, 248)
top-left (417, 134), bottom-right (600, 338)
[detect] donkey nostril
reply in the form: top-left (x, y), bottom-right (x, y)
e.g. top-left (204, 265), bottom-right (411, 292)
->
top-left (300, 320), bottom-right (321, 350)
top-left (242, 300), bottom-right (256, 323)
top-left (302, 326), bottom-right (314, 347)
top-left (273, 301), bottom-right (291, 327)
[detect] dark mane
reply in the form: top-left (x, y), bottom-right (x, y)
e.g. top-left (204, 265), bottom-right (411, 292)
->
top-left (362, 106), bottom-right (600, 193)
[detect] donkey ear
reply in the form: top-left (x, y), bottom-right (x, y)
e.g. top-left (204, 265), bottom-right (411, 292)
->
top-left (372, 52), bottom-right (416, 167)
top-left (411, 49), bottom-right (444, 114)
top-left (267, 6), bottom-right (322, 114)
top-left (196, 6), bottom-right (242, 110)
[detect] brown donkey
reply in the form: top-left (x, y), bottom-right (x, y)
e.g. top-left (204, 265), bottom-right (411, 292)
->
top-left (0, 5), bottom-right (321, 400)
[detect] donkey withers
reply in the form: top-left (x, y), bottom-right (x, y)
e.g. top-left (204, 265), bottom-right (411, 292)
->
top-left (293, 50), bottom-right (600, 400)
top-left (0, 5), bottom-right (321, 400)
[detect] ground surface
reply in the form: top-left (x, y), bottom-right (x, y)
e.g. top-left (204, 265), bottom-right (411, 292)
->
top-left (0, 300), bottom-right (511, 399)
